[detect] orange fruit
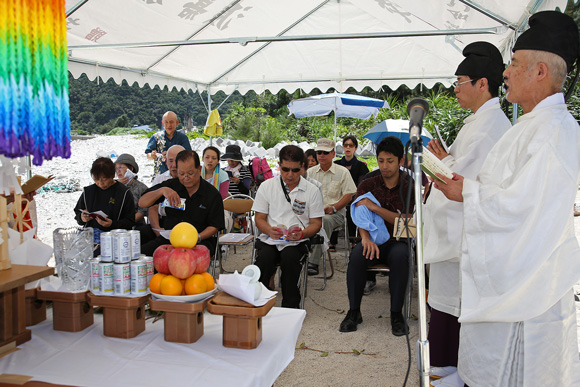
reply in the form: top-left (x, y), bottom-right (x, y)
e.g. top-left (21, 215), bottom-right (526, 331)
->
top-left (149, 273), bottom-right (167, 294)
top-left (201, 272), bottom-right (215, 291)
top-left (181, 279), bottom-right (186, 295)
top-left (170, 222), bottom-right (198, 248)
top-left (160, 275), bottom-right (184, 295)
top-left (184, 274), bottom-right (207, 295)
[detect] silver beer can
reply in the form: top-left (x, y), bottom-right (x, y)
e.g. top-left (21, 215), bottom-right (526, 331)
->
top-left (100, 232), bottom-right (113, 262)
top-left (98, 262), bottom-right (114, 294)
top-left (89, 257), bottom-right (101, 292)
top-left (129, 230), bottom-right (141, 259)
top-left (114, 232), bottom-right (132, 264)
top-left (113, 262), bottom-right (131, 295)
top-left (130, 260), bottom-right (148, 295)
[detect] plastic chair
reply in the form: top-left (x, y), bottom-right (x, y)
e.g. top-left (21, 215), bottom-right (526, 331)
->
top-left (214, 194), bottom-right (256, 276)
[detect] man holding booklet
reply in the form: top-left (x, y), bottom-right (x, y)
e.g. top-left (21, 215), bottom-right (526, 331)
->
top-left (422, 41), bottom-right (511, 384)
top-left (252, 145), bottom-right (324, 308)
top-left (435, 11), bottom-right (580, 385)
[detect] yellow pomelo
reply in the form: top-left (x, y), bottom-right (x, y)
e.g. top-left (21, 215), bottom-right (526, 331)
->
top-left (170, 222), bottom-right (198, 248)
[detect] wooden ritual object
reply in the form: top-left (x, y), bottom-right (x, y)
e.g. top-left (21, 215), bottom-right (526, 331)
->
top-left (87, 293), bottom-right (149, 339)
top-left (36, 290), bottom-right (93, 332)
top-left (149, 297), bottom-right (210, 343)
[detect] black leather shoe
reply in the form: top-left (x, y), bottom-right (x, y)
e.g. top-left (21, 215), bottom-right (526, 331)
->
top-left (307, 263), bottom-right (319, 276)
top-left (391, 312), bottom-right (409, 337)
top-left (339, 310), bottom-right (363, 332)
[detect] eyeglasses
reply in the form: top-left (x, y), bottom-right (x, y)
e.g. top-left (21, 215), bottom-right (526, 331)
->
top-left (343, 143), bottom-right (356, 148)
top-left (316, 151), bottom-right (330, 155)
top-left (452, 79), bottom-right (474, 88)
top-left (281, 166), bottom-right (301, 173)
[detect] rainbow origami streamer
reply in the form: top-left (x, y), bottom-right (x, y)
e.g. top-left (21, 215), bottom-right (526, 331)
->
top-left (0, 0), bottom-right (70, 166)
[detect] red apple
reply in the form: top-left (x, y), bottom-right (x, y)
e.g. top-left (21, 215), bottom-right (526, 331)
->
top-left (153, 244), bottom-right (174, 274)
top-left (168, 248), bottom-right (197, 279)
top-left (192, 245), bottom-right (211, 274)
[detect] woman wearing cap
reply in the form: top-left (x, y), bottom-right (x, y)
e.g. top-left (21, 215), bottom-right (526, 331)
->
top-left (115, 153), bottom-right (149, 225)
top-left (222, 144), bottom-right (252, 196)
top-left (74, 157), bottom-right (135, 255)
top-left (202, 146), bottom-right (229, 199)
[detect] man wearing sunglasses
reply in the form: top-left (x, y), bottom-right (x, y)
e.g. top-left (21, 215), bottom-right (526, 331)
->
top-left (306, 138), bottom-right (357, 275)
top-left (252, 145), bottom-right (324, 308)
top-left (422, 41), bottom-right (511, 384)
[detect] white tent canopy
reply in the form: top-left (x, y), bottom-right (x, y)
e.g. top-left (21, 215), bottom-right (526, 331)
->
top-left (66, 0), bottom-right (567, 95)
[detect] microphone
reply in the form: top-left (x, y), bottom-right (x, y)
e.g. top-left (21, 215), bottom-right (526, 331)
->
top-left (407, 98), bottom-right (429, 144)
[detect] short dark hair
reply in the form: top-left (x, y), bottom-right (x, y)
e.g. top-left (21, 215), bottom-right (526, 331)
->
top-left (90, 157), bottom-right (115, 179)
top-left (468, 77), bottom-right (500, 98)
top-left (376, 136), bottom-right (404, 161)
top-left (176, 150), bottom-right (200, 168)
top-left (305, 149), bottom-right (318, 164)
top-left (203, 146), bottom-right (220, 159)
top-left (343, 135), bottom-right (358, 148)
top-left (279, 145), bottom-right (304, 165)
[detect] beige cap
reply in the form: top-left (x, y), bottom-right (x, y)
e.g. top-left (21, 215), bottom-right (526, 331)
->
top-left (315, 138), bottom-right (335, 152)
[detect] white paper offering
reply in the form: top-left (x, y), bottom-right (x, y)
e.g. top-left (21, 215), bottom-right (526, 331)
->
top-left (218, 271), bottom-right (277, 307)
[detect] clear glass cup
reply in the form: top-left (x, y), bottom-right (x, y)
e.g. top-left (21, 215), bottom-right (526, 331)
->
top-left (53, 227), bottom-right (94, 292)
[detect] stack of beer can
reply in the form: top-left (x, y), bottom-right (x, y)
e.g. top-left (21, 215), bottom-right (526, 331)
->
top-left (89, 229), bottom-right (154, 296)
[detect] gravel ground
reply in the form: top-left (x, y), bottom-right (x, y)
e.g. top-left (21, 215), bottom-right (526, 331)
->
top-left (27, 135), bottom-right (580, 387)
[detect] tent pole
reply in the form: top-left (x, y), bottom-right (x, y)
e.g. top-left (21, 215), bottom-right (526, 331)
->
top-left (207, 86), bottom-right (213, 146)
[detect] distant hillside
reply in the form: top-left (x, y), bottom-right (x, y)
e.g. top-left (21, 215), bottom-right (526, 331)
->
top-left (68, 73), bottom-right (248, 134)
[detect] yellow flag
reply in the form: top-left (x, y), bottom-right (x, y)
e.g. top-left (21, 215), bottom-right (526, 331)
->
top-left (204, 109), bottom-right (223, 136)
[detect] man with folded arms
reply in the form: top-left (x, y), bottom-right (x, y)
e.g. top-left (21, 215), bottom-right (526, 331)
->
top-left (422, 41), bottom-right (511, 385)
top-left (436, 11), bottom-right (580, 385)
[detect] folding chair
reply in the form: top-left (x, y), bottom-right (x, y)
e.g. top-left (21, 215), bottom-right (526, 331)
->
top-left (316, 213), bottom-right (350, 291)
top-left (213, 194), bottom-right (256, 276)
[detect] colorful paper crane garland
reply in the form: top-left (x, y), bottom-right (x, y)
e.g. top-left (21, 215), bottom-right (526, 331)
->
top-left (0, 0), bottom-right (71, 166)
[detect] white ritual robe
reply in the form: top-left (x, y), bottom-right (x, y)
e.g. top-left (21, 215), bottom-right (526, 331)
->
top-left (458, 93), bottom-right (580, 386)
top-left (423, 98), bottom-right (511, 316)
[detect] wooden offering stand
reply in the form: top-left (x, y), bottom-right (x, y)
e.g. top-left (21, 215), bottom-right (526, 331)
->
top-left (37, 290), bottom-right (93, 332)
top-left (207, 292), bottom-right (276, 349)
top-left (24, 288), bottom-right (46, 326)
top-left (87, 293), bottom-right (149, 339)
top-left (0, 265), bottom-right (54, 354)
top-left (149, 297), bottom-right (210, 344)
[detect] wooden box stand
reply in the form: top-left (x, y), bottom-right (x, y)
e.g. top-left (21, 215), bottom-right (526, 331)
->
top-left (0, 265), bottom-right (54, 354)
top-left (24, 288), bottom-right (46, 326)
top-left (87, 293), bottom-right (149, 339)
top-left (37, 290), bottom-right (93, 332)
top-left (149, 297), bottom-right (210, 343)
top-left (207, 292), bottom-right (276, 349)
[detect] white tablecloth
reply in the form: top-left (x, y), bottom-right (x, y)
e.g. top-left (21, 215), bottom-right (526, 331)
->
top-left (0, 306), bottom-right (306, 387)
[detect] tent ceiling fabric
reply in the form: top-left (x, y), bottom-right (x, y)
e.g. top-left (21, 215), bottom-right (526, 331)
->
top-left (65, 0), bottom-right (566, 95)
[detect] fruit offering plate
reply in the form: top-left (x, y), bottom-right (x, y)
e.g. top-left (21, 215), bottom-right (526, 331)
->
top-left (150, 287), bottom-right (218, 303)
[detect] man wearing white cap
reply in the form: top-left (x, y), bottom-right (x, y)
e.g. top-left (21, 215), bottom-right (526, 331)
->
top-left (436, 11), bottom-right (580, 386)
top-left (307, 138), bottom-right (356, 275)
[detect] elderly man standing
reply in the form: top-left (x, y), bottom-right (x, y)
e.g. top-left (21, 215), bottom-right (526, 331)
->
top-left (145, 111), bottom-right (192, 176)
top-left (422, 41), bottom-right (511, 383)
top-left (253, 145), bottom-right (323, 308)
top-left (436, 11), bottom-right (580, 386)
top-left (139, 150), bottom-right (224, 256)
top-left (307, 138), bottom-right (356, 275)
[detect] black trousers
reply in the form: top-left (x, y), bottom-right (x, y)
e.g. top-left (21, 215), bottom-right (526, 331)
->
top-left (254, 240), bottom-right (308, 308)
top-left (347, 241), bottom-right (409, 313)
top-left (428, 307), bottom-right (460, 367)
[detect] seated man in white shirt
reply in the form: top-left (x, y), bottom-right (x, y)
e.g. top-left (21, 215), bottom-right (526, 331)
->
top-left (252, 145), bottom-right (324, 308)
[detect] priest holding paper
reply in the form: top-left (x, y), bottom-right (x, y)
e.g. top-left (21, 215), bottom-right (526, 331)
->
top-left (423, 41), bottom-right (511, 383)
top-left (435, 11), bottom-right (580, 386)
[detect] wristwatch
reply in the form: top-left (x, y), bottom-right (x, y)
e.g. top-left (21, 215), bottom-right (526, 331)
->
top-left (331, 205), bottom-right (337, 213)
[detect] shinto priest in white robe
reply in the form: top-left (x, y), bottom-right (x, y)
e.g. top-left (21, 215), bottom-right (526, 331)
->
top-left (458, 93), bottom-right (580, 386)
top-left (424, 97), bottom-right (511, 318)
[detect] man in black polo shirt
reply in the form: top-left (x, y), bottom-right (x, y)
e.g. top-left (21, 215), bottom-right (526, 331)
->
top-left (339, 137), bottom-right (414, 336)
top-left (139, 150), bottom-right (225, 256)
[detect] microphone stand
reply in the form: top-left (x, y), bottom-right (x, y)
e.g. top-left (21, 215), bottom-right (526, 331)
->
top-left (409, 126), bottom-right (430, 387)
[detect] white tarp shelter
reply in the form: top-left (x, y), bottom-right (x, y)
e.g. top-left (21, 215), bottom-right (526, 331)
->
top-left (66, 0), bottom-right (567, 96)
